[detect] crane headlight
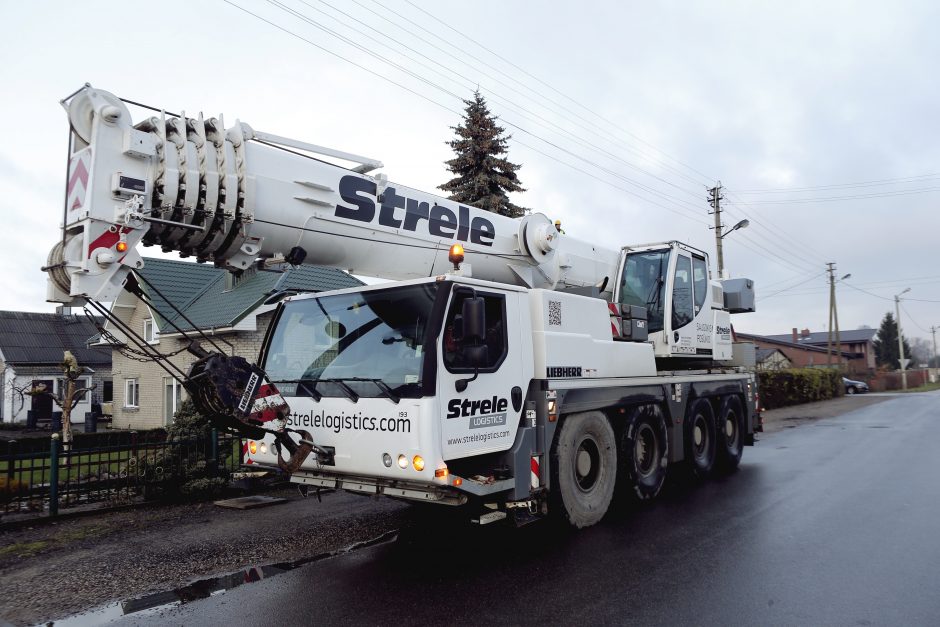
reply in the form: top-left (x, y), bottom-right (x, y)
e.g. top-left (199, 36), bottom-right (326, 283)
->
top-left (448, 243), bottom-right (465, 269)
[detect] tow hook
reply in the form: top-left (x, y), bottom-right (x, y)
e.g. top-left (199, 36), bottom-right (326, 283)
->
top-left (273, 428), bottom-right (332, 474)
top-left (506, 499), bottom-right (539, 514)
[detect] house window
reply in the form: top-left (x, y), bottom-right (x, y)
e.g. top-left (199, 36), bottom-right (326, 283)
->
top-left (144, 318), bottom-right (159, 344)
top-left (164, 378), bottom-right (184, 425)
top-left (54, 377), bottom-right (91, 403)
top-left (124, 378), bottom-right (139, 408)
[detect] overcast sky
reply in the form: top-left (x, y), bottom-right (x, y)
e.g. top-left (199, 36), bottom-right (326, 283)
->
top-left (1, 0), bottom-right (938, 347)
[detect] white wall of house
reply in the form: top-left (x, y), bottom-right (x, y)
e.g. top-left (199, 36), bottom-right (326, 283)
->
top-left (3, 363), bottom-right (111, 424)
top-left (109, 297), bottom-right (273, 430)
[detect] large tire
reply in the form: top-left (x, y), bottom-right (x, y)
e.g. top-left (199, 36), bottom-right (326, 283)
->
top-left (620, 404), bottom-right (668, 501)
top-left (550, 411), bottom-right (617, 528)
top-left (685, 398), bottom-right (717, 478)
top-left (715, 395), bottom-right (744, 472)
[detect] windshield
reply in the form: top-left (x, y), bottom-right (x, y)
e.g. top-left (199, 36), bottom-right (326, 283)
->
top-left (263, 283), bottom-right (441, 399)
top-left (619, 249), bottom-right (669, 333)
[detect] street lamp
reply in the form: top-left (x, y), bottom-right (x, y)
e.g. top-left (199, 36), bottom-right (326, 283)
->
top-left (895, 288), bottom-right (911, 390)
top-left (829, 272), bottom-right (852, 367)
top-left (719, 219), bottom-right (750, 239)
top-left (715, 219), bottom-right (749, 278)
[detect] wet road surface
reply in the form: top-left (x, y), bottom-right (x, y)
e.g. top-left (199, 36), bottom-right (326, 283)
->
top-left (118, 392), bottom-right (940, 625)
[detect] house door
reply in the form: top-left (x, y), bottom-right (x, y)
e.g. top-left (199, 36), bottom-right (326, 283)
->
top-left (31, 379), bottom-right (53, 423)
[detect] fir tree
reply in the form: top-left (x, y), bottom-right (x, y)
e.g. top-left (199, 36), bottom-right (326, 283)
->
top-left (439, 91), bottom-right (527, 217)
top-left (873, 312), bottom-right (913, 369)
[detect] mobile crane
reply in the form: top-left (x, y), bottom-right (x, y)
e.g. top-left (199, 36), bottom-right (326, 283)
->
top-left (44, 86), bottom-right (758, 527)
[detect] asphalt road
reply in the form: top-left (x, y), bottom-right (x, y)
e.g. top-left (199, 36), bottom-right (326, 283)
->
top-left (118, 392), bottom-right (940, 626)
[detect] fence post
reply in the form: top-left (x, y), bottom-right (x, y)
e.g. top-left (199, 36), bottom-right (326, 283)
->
top-left (49, 433), bottom-right (60, 517)
top-left (209, 428), bottom-right (219, 477)
top-left (5, 440), bottom-right (14, 486)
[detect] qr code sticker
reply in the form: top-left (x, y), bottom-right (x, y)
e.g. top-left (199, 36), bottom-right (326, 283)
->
top-left (548, 300), bottom-right (562, 326)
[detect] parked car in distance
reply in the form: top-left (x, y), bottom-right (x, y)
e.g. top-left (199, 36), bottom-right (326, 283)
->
top-left (843, 377), bottom-right (870, 394)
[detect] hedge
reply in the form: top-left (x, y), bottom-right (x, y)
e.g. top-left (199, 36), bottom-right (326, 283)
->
top-left (758, 368), bottom-right (843, 410)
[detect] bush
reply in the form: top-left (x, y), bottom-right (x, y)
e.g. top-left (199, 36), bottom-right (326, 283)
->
top-left (125, 400), bottom-right (233, 500)
top-left (758, 368), bottom-right (843, 410)
top-left (0, 476), bottom-right (28, 503)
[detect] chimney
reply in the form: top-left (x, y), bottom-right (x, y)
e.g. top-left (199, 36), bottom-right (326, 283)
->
top-left (792, 327), bottom-right (798, 343)
top-left (801, 328), bottom-right (810, 339)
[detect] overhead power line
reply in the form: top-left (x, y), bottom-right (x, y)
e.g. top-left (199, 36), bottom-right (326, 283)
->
top-left (397, 0), bottom-right (716, 188)
top-left (735, 186), bottom-right (940, 205)
top-left (732, 172), bottom-right (940, 194)
top-left (353, 0), bottom-right (710, 196)
top-left (231, 0), bottom-right (714, 227)
top-left (900, 303), bottom-right (931, 334)
top-left (757, 271), bottom-right (827, 301)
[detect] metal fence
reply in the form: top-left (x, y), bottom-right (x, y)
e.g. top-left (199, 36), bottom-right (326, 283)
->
top-left (1, 429), bottom-right (242, 517)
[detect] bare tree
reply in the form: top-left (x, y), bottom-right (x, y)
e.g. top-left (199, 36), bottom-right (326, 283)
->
top-left (27, 351), bottom-right (95, 449)
top-left (909, 337), bottom-right (932, 367)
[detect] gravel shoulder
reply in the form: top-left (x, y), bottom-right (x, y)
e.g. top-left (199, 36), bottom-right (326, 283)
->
top-left (0, 394), bottom-right (899, 625)
top-left (0, 487), bottom-right (409, 626)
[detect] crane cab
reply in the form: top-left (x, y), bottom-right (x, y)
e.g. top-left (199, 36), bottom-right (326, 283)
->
top-left (613, 242), bottom-right (752, 363)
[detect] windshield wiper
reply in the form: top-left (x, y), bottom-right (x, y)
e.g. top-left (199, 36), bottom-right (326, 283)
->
top-left (343, 377), bottom-right (401, 404)
top-left (317, 378), bottom-right (360, 403)
top-left (274, 377), bottom-right (401, 403)
top-left (272, 378), bottom-right (322, 401)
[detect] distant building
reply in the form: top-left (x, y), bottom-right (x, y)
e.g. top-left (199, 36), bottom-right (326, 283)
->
top-left (736, 331), bottom-right (855, 371)
top-left (0, 309), bottom-right (112, 424)
top-left (756, 348), bottom-right (791, 371)
top-left (763, 328), bottom-right (877, 373)
top-left (99, 258), bottom-right (362, 430)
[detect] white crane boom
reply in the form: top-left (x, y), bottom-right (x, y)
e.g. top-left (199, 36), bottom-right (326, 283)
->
top-left (46, 86), bottom-right (619, 305)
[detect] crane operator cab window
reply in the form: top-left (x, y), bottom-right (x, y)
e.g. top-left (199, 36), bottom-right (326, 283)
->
top-left (443, 290), bottom-right (508, 372)
top-left (619, 249), bottom-right (669, 333)
top-left (692, 255), bottom-right (708, 316)
top-left (672, 254), bottom-right (694, 330)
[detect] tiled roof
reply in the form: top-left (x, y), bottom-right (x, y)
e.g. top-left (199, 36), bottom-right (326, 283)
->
top-left (134, 258), bottom-right (363, 333)
top-left (763, 328), bottom-right (877, 345)
top-left (0, 311), bottom-right (111, 366)
top-left (736, 332), bottom-right (854, 358)
top-left (756, 348), bottom-right (787, 362)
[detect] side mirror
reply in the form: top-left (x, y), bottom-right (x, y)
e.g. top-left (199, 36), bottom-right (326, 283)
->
top-left (464, 345), bottom-right (489, 368)
top-left (455, 298), bottom-right (488, 392)
top-left (461, 297), bottom-right (486, 344)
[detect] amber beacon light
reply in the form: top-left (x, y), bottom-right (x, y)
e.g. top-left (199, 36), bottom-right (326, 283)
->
top-left (448, 243), bottom-right (465, 269)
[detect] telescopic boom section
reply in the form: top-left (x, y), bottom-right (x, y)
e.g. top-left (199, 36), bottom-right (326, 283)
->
top-left (45, 85), bottom-right (619, 305)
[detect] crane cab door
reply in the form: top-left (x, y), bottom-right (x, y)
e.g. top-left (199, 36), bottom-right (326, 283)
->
top-left (615, 245), bottom-right (716, 359)
top-left (668, 252), bottom-right (714, 356)
top-left (437, 287), bottom-right (525, 461)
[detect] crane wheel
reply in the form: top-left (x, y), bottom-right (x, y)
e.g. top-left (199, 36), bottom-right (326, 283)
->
top-left (685, 398), bottom-right (717, 479)
top-left (619, 404), bottom-right (668, 501)
top-left (550, 411), bottom-right (617, 528)
top-left (715, 395), bottom-right (744, 472)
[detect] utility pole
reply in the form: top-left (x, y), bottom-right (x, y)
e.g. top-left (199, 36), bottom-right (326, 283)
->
top-left (895, 289), bottom-right (910, 390)
top-left (931, 325), bottom-right (937, 373)
top-left (825, 263), bottom-right (847, 370)
top-left (708, 182), bottom-right (724, 278)
top-left (826, 263), bottom-right (835, 368)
